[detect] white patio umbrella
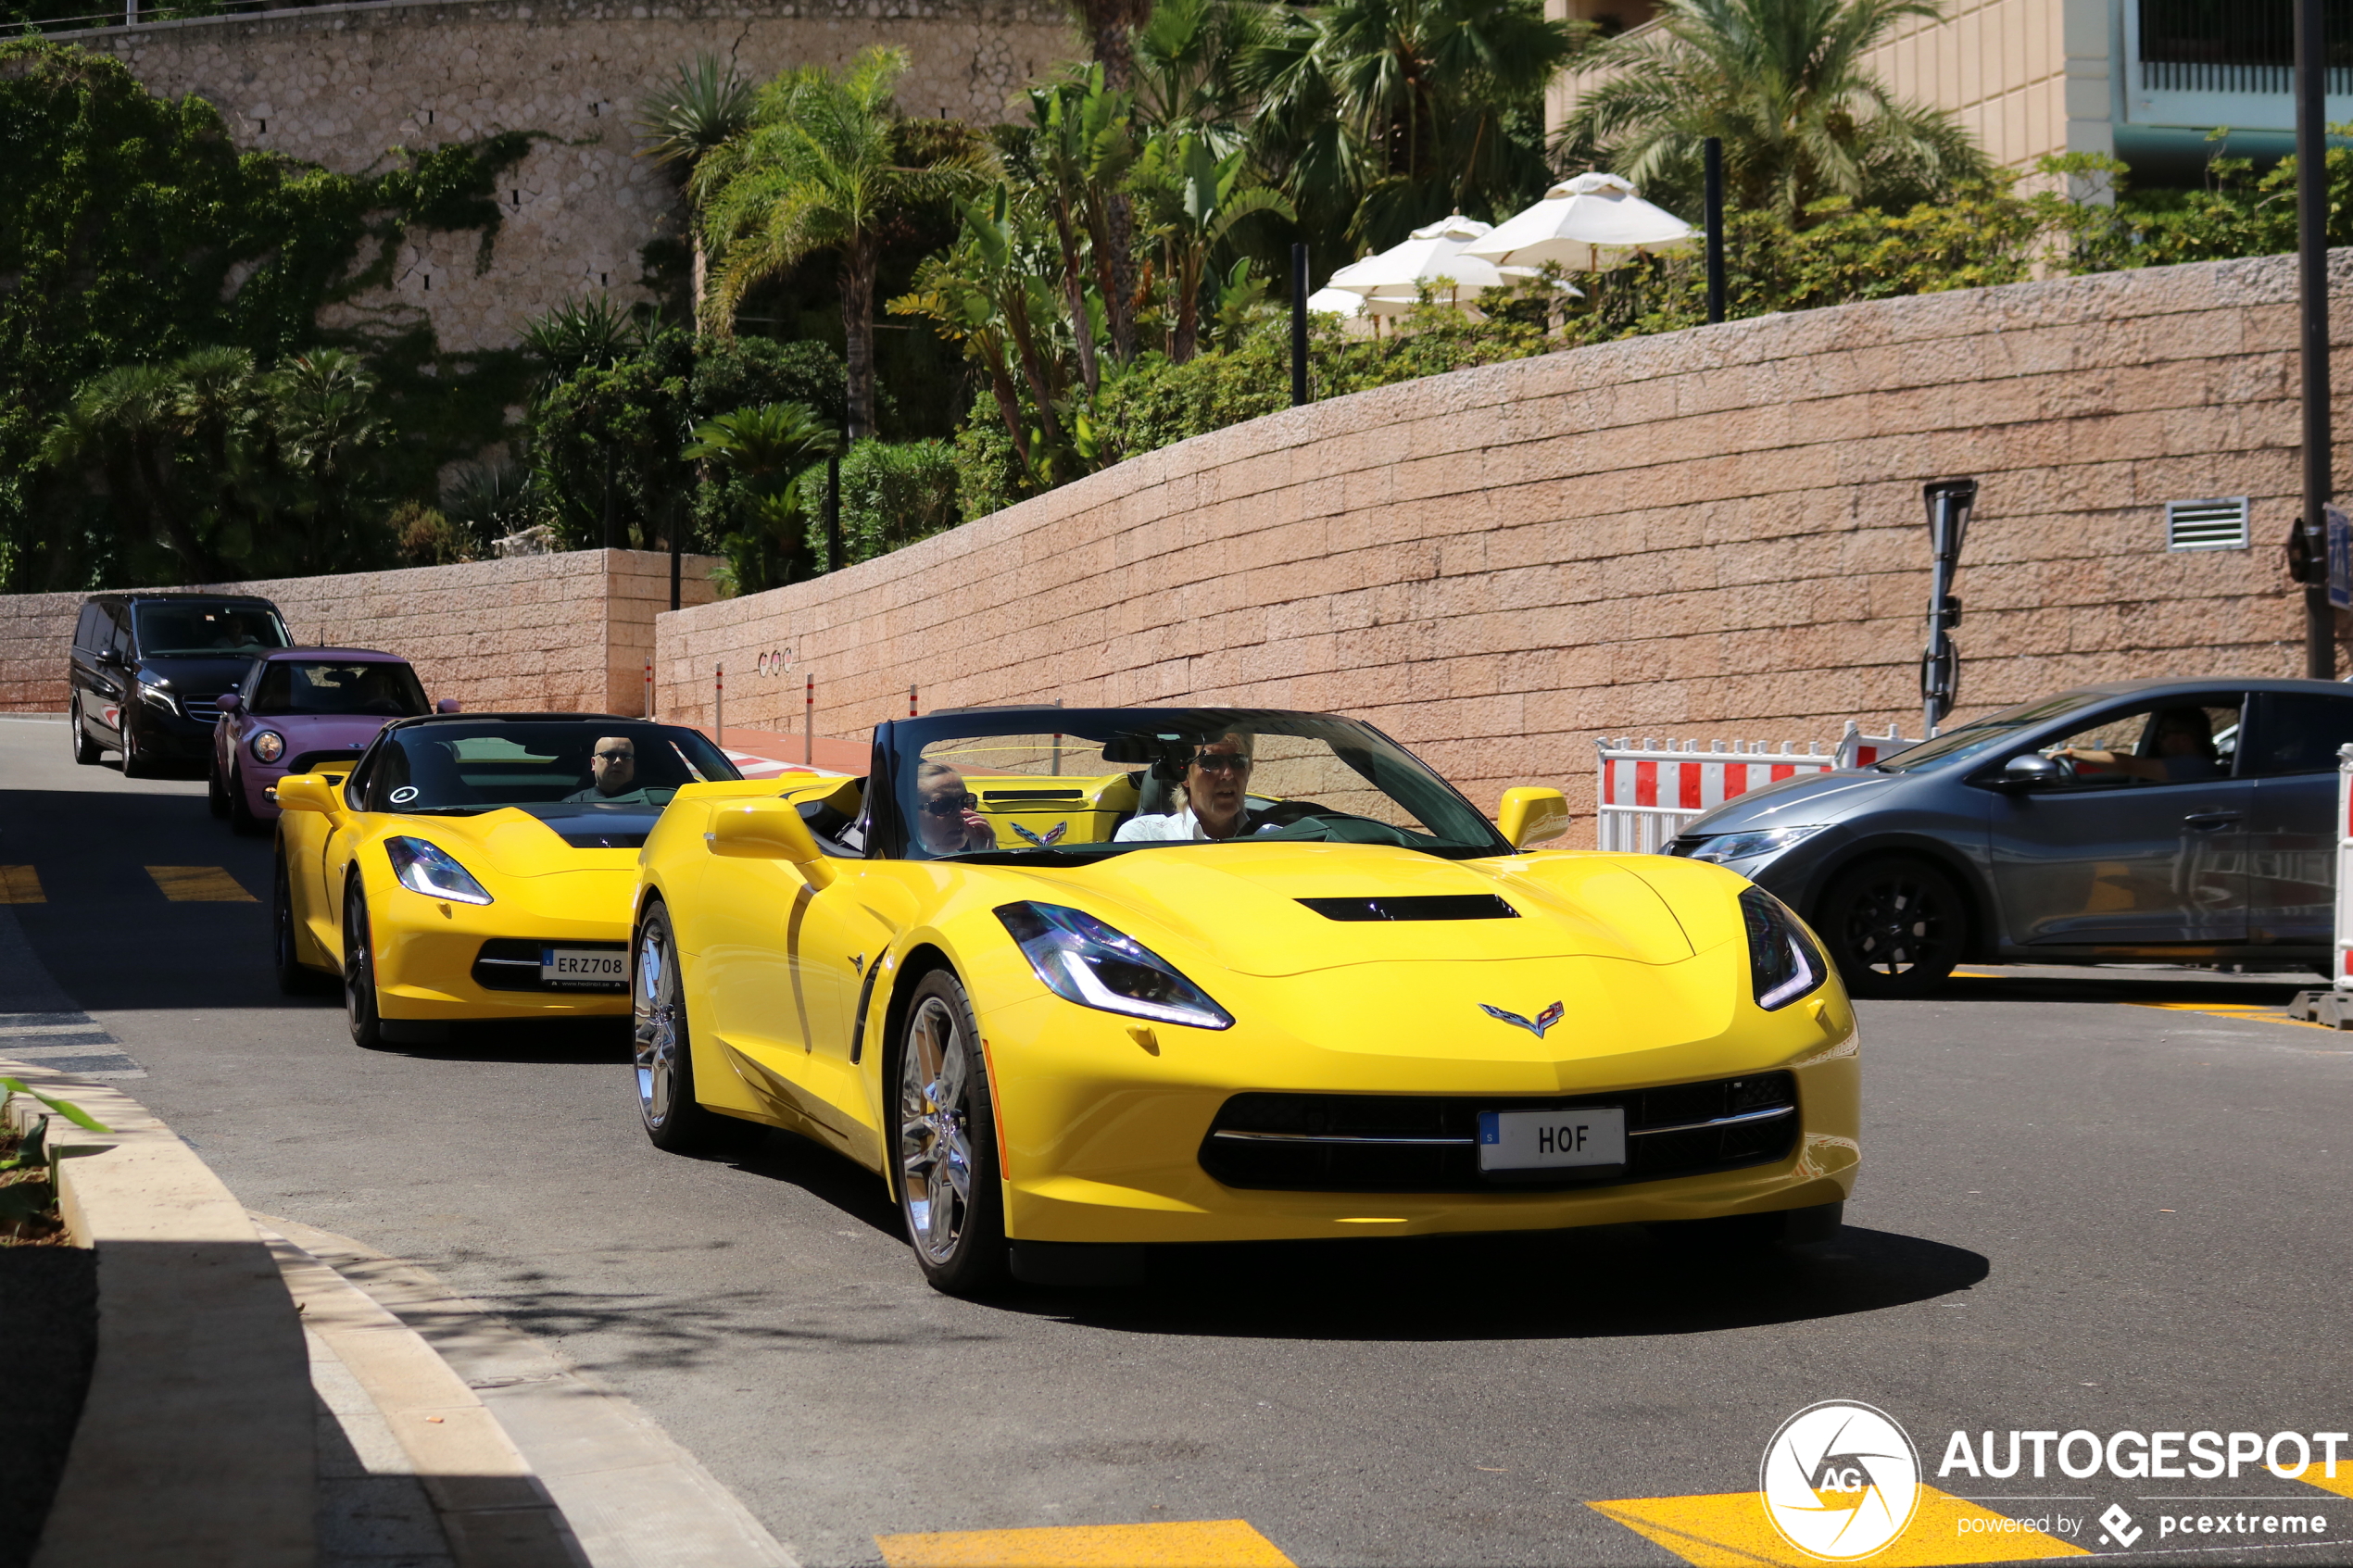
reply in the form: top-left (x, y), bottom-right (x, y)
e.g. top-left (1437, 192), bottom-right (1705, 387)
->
top-left (1461, 172), bottom-right (1698, 272)
top-left (1304, 284), bottom-right (1370, 318)
top-left (1324, 214), bottom-right (1512, 308)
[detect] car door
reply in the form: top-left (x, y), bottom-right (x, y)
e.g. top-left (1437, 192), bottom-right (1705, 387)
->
top-left (1986, 695), bottom-right (2252, 947)
top-left (2238, 691), bottom-right (2353, 947)
top-left (85, 601), bottom-right (133, 742)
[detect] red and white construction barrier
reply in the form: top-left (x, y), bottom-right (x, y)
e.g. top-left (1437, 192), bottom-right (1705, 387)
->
top-left (1594, 721), bottom-right (1918, 853)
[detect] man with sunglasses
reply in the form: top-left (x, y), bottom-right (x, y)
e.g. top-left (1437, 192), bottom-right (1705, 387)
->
top-left (1114, 732), bottom-right (1265, 843)
top-left (564, 735), bottom-right (654, 802)
top-left (912, 759), bottom-right (996, 854)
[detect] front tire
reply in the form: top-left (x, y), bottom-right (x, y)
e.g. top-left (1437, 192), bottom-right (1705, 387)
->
top-left (343, 882), bottom-right (384, 1048)
top-left (228, 763), bottom-right (264, 836)
top-left (69, 699), bottom-right (99, 766)
top-left (893, 971), bottom-right (1008, 1296)
top-left (119, 717), bottom-right (152, 779)
top-left (208, 757), bottom-right (232, 819)
top-left (1817, 857), bottom-right (1964, 997)
top-left (631, 905), bottom-right (739, 1153)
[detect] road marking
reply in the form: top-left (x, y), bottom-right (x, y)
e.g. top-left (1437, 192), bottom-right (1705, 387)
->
top-left (2299, 1466), bottom-right (2353, 1502)
top-left (0, 866), bottom-right (43, 904)
top-left (0, 1011), bottom-right (145, 1079)
top-left (1588, 1486), bottom-right (2088, 1566)
top-left (2126, 1001), bottom-right (2334, 1032)
top-left (875, 1520), bottom-right (1294, 1567)
top-left (145, 865), bottom-right (257, 902)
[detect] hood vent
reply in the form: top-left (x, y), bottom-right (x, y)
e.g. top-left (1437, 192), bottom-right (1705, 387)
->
top-left (1297, 895), bottom-right (1517, 922)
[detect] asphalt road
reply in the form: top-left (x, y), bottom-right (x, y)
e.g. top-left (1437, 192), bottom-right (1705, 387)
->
top-left (6, 711), bottom-right (2352, 1568)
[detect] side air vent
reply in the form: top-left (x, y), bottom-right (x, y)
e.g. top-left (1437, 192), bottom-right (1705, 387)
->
top-left (2166, 497), bottom-right (2249, 552)
top-left (1296, 895), bottom-right (1518, 922)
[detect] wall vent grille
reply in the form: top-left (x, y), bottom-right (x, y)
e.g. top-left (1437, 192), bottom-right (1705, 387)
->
top-left (2167, 498), bottom-right (2250, 552)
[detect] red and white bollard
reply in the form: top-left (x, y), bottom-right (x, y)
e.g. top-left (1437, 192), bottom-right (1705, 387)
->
top-left (714, 663), bottom-right (724, 749)
top-left (643, 658), bottom-right (654, 720)
top-left (804, 672), bottom-right (814, 765)
top-left (910, 684), bottom-right (918, 719)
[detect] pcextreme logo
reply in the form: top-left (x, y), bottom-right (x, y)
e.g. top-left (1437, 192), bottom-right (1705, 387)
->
top-left (1760, 1400), bottom-right (1923, 1561)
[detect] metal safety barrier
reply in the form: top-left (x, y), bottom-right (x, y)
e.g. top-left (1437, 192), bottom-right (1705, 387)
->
top-left (1593, 721), bottom-right (1918, 853)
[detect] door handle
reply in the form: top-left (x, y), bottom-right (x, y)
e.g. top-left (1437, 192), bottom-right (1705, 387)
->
top-left (2183, 811), bottom-right (2242, 831)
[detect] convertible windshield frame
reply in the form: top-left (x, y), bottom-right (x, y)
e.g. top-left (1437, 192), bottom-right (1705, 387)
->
top-left (868, 707), bottom-right (1514, 862)
top-left (347, 718), bottom-right (740, 816)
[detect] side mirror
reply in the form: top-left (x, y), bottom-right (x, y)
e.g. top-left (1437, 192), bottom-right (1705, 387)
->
top-left (215, 693), bottom-right (243, 716)
top-left (1993, 752), bottom-right (2070, 790)
top-left (275, 772), bottom-right (341, 816)
top-left (436, 697), bottom-right (461, 714)
top-left (708, 800), bottom-right (835, 890)
top-left (96, 646), bottom-right (123, 667)
top-left (1497, 786), bottom-right (1570, 849)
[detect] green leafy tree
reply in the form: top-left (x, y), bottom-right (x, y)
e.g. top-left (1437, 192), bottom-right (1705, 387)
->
top-left (1133, 133), bottom-right (1293, 361)
top-left (633, 54), bottom-right (756, 318)
top-left (683, 402), bottom-right (840, 592)
top-left (836, 438), bottom-right (961, 564)
top-left (698, 46), bottom-right (991, 441)
top-left (1558, 0), bottom-right (1991, 220)
top-left (268, 350), bottom-right (393, 569)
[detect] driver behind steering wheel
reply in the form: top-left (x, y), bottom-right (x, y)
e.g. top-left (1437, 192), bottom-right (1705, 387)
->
top-left (1114, 732), bottom-right (1275, 842)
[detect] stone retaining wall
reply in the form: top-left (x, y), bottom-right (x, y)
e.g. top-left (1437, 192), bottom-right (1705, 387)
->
top-left (0, 549), bottom-right (719, 715)
top-left (652, 250), bottom-right (2353, 843)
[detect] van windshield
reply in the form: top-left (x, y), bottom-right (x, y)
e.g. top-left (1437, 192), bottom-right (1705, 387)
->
top-left (135, 603), bottom-right (290, 657)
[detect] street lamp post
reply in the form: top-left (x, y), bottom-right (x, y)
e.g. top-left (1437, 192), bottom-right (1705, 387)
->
top-left (2296, 0), bottom-right (2336, 679)
top-left (1920, 478), bottom-right (1978, 737)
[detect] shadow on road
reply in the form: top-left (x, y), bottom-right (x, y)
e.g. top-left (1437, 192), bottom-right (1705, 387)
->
top-left (1944, 970), bottom-right (2316, 1008)
top-left (363, 1018), bottom-right (633, 1066)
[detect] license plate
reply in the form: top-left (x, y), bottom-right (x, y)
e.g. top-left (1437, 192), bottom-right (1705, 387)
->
top-left (540, 947), bottom-right (626, 988)
top-left (1478, 1107), bottom-right (1627, 1172)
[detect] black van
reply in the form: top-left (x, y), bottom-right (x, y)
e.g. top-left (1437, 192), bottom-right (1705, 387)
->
top-left (68, 594), bottom-right (293, 776)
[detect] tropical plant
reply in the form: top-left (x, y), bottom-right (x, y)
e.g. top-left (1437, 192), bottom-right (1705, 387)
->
top-left (684, 401), bottom-right (841, 591)
top-left (1133, 132), bottom-right (1293, 361)
top-left (522, 295), bottom-right (644, 383)
top-left (633, 53), bottom-right (756, 315)
top-left (442, 458), bottom-right (539, 544)
top-left (698, 46), bottom-right (992, 441)
top-left (837, 438), bottom-right (962, 564)
top-left (268, 349), bottom-right (392, 567)
top-left (1558, 0), bottom-right (1992, 220)
top-left (1017, 71), bottom-right (1142, 388)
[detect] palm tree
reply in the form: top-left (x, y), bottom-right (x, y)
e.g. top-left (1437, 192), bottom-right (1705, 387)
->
top-left (684, 401), bottom-right (841, 587)
top-left (41, 363), bottom-right (220, 582)
top-left (634, 54), bottom-right (756, 317)
top-left (269, 349), bottom-right (390, 570)
top-left (1018, 71), bottom-right (1141, 395)
top-left (698, 47), bottom-right (991, 442)
top-left (1559, 0), bottom-right (1991, 220)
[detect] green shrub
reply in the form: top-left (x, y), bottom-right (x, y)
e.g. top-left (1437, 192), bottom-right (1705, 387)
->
top-left (835, 439), bottom-right (962, 565)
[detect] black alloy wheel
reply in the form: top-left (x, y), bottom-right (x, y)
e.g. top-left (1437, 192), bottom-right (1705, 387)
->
top-left (343, 882), bottom-right (384, 1048)
top-left (892, 969), bottom-right (1009, 1296)
top-left (631, 904), bottom-right (741, 1154)
top-left (1817, 857), bottom-right (1964, 998)
top-left (69, 699), bottom-right (98, 766)
top-left (120, 716), bottom-right (154, 779)
top-left (227, 763), bottom-right (263, 836)
top-left (273, 857), bottom-right (329, 996)
top-left (208, 758), bottom-right (232, 819)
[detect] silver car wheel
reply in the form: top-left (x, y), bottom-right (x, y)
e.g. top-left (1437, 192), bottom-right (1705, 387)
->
top-left (899, 996), bottom-right (975, 1265)
top-left (634, 920), bottom-right (678, 1127)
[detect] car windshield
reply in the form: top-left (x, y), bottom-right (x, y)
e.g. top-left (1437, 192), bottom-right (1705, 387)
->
top-left (359, 722), bottom-right (739, 814)
top-left (252, 660), bottom-right (429, 718)
top-left (889, 708), bottom-right (1510, 861)
top-left (134, 603), bottom-right (290, 657)
top-left (1873, 691), bottom-right (2110, 772)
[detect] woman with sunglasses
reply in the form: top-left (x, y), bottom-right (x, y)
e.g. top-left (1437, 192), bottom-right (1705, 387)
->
top-left (1114, 733), bottom-right (1265, 843)
top-left (912, 760), bottom-right (997, 853)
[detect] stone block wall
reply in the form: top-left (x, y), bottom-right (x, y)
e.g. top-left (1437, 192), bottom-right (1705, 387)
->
top-left (0, 549), bottom-right (719, 716)
top-left (62, 0), bottom-right (1079, 352)
top-left (655, 250), bottom-right (2353, 844)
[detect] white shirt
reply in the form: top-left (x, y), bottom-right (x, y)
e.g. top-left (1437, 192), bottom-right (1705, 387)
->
top-left (1114, 805), bottom-right (1267, 843)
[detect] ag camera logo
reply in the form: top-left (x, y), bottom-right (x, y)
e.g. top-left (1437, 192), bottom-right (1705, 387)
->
top-left (1761, 1400), bottom-right (1922, 1560)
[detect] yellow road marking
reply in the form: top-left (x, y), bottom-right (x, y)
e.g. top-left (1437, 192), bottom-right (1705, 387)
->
top-left (2298, 1464), bottom-right (2353, 1502)
top-left (1589, 1487), bottom-right (2088, 1567)
top-left (875, 1520), bottom-right (1294, 1567)
top-left (2127, 1001), bottom-right (2335, 1032)
top-left (0, 866), bottom-right (44, 904)
top-left (145, 865), bottom-right (257, 902)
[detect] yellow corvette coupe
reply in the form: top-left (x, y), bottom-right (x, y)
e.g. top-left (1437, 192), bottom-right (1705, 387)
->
top-left (271, 714), bottom-right (740, 1046)
top-left (630, 706), bottom-right (1859, 1295)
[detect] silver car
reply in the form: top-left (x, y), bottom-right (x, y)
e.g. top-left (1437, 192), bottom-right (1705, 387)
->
top-left (1667, 679), bottom-right (2353, 996)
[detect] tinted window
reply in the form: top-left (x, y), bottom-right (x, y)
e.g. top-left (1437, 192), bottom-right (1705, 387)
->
top-left (360, 722), bottom-right (739, 813)
top-left (251, 661), bottom-right (429, 718)
top-left (2241, 693), bottom-right (2353, 776)
top-left (107, 608), bottom-right (132, 659)
top-left (74, 603), bottom-right (100, 651)
top-left (1875, 691), bottom-right (2110, 772)
top-left (132, 602), bottom-right (290, 657)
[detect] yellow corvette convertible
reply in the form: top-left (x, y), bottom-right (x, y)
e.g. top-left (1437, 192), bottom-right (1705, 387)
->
top-left (271, 714), bottom-right (740, 1046)
top-left (630, 706), bottom-right (1859, 1295)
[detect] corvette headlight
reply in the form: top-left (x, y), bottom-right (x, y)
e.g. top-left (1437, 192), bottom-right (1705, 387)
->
top-left (385, 837), bottom-right (494, 905)
top-left (1680, 824), bottom-right (1826, 864)
top-left (1741, 887), bottom-right (1827, 1010)
top-left (249, 730), bottom-right (285, 763)
top-left (137, 680), bottom-right (177, 713)
top-left (994, 902), bottom-right (1233, 1030)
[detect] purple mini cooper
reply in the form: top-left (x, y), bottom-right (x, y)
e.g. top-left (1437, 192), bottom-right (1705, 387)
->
top-left (209, 648), bottom-right (453, 833)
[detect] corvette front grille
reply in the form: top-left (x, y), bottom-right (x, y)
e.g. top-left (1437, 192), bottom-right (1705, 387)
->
top-left (1198, 1071), bottom-right (1798, 1192)
top-left (471, 939), bottom-right (629, 992)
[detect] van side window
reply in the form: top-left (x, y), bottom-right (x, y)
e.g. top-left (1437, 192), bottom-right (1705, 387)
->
top-left (74, 603), bottom-right (100, 651)
top-left (107, 607), bottom-right (133, 659)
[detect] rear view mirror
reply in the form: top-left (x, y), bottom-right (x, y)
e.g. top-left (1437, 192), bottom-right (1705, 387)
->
top-left (709, 800), bottom-right (835, 890)
top-left (1497, 786), bottom-right (1570, 849)
top-left (275, 773), bottom-right (340, 815)
top-left (1993, 753), bottom-right (2070, 789)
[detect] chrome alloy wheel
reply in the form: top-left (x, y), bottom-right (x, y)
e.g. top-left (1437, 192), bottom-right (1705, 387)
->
top-left (634, 920), bottom-right (679, 1128)
top-left (898, 995), bottom-right (975, 1265)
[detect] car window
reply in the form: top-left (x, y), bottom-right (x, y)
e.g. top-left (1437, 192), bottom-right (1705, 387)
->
top-left (1874, 691), bottom-right (2109, 772)
top-left (2032, 699), bottom-right (2242, 787)
top-left (74, 603), bottom-right (100, 651)
top-left (251, 661), bottom-right (429, 718)
top-left (132, 602), bottom-right (290, 657)
top-left (2239, 693), bottom-right (2353, 776)
top-left (107, 609), bottom-right (132, 659)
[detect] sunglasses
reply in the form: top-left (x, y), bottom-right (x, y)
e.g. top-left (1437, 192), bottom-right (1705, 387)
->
top-left (923, 792), bottom-right (980, 816)
top-left (1190, 752), bottom-right (1250, 773)
top-left (595, 749), bottom-right (635, 762)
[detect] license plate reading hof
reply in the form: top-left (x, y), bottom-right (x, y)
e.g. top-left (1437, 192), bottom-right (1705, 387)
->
top-left (1478, 1107), bottom-right (1627, 1172)
top-left (540, 947), bottom-right (626, 988)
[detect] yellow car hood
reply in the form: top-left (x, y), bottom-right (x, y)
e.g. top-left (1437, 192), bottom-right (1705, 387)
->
top-left (396, 808), bottom-right (642, 878)
top-left (1011, 843), bottom-right (1727, 977)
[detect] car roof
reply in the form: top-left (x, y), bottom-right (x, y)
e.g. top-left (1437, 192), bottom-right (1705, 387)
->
top-left (2043, 677), bottom-right (2353, 699)
top-left (258, 646), bottom-right (408, 662)
top-left (97, 592), bottom-right (282, 606)
top-left (378, 713), bottom-right (650, 732)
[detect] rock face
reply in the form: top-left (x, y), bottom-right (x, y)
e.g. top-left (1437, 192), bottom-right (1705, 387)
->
top-left (65, 0), bottom-right (1080, 353)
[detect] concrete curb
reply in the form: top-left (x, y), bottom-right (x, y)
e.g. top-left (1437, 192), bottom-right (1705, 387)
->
top-left (3, 1059), bottom-right (312, 1568)
top-left (260, 1213), bottom-right (799, 1568)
